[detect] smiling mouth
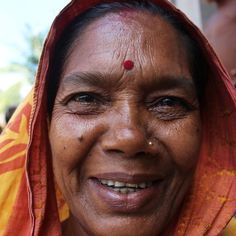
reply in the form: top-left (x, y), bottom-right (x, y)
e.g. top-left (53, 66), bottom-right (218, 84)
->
top-left (89, 174), bottom-right (165, 212)
top-left (98, 179), bottom-right (153, 194)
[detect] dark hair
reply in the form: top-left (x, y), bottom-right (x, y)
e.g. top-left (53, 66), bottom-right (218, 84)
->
top-left (48, 0), bottom-right (206, 113)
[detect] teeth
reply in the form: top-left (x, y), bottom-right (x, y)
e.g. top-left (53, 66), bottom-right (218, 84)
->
top-left (101, 179), bottom-right (108, 185)
top-left (127, 188), bottom-right (135, 193)
top-left (114, 181), bottom-right (125, 187)
top-left (138, 182), bottom-right (147, 188)
top-left (107, 180), bottom-right (114, 186)
top-left (119, 188), bottom-right (136, 194)
top-left (113, 188), bottom-right (120, 192)
top-left (126, 183), bottom-right (138, 188)
top-left (99, 179), bottom-right (153, 193)
top-left (120, 188), bottom-right (128, 194)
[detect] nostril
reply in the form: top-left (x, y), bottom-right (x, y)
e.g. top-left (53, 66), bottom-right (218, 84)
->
top-left (106, 149), bottom-right (125, 155)
top-left (136, 151), bottom-right (147, 157)
top-left (105, 149), bottom-right (147, 158)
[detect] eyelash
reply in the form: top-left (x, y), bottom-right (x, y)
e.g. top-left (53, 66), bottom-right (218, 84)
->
top-left (65, 92), bottom-right (109, 116)
top-left (148, 96), bottom-right (192, 109)
top-left (147, 96), bottom-right (196, 120)
top-left (72, 92), bottom-right (101, 104)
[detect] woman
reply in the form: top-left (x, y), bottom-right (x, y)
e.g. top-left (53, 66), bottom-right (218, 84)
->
top-left (0, 0), bottom-right (235, 235)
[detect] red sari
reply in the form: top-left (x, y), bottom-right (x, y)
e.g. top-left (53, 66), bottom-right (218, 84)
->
top-left (0, 0), bottom-right (235, 235)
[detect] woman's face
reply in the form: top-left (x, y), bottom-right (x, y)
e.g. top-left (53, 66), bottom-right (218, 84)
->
top-left (49, 11), bottom-right (201, 235)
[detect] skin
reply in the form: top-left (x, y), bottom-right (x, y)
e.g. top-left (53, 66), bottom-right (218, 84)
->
top-left (205, 0), bottom-right (236, 86)
top-left (49, 11), bottom-right (201, 236)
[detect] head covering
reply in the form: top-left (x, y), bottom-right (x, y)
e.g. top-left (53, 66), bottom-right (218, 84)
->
top-left (0, 0), bottom-right (235, 235)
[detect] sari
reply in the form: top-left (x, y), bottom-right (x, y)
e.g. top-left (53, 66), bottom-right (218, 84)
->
top-left (0, 0), bottom-right (235, 235)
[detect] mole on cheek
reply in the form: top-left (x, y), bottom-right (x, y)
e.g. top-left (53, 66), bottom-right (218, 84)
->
top-left (78, 136), bottom-right (84, 142)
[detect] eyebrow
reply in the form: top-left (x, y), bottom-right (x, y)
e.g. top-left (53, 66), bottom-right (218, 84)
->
top-left (61, 71), bottom-right (116, 90)
top-left (149, 75), bottom-right (195, 92)
top-left (61, 71), bottom-right (195, 92)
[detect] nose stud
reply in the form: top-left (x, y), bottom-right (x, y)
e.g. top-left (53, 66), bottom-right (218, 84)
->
top-left (148, 141), bottom-right (153, 146)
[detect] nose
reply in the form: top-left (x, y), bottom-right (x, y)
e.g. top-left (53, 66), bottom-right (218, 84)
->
top-left (101, 105), bottom-right (150, 158)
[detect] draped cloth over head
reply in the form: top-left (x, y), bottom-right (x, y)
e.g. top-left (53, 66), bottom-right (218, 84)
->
top-left (0, 0), bottom-right (235, 235)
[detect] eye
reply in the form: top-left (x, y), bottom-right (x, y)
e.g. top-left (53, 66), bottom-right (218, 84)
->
top-left (73, 93), bottom-right (98, 104)
top-left (157, 97), bottom-right (188, 108)
top-left (147, 96), bottom-right (195, 120)
top-left (66, 92), bottom-right (109, 116)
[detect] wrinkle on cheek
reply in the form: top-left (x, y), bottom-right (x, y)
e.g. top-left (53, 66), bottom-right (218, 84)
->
top-left (51, 104), bottom-right (67, 122)
top-left (176, 125), bottom-right (201, 169)
top-left (50, 119), bottom-right (106, 177)
top-left (154, 117), bottom-right (201, 171)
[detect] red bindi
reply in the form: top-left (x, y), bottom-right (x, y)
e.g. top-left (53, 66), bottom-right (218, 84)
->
top-left (123, 60), bottom-right (134, 70)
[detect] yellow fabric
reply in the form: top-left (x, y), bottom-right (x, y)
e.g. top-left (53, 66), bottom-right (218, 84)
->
top-left (56, 184), bottom-right (69, 222)
top-left (223, 218), bottom-right (236, 236)
top-left (0, 91), bottom-right (32, 235)
top-left (0, 169), bottom-right (23, 235)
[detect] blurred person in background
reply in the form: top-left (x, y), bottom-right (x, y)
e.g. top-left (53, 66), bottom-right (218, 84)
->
top-left (205, 0), bottom-right (236, 87)
top-left (5, 105), bottom-right (17, 124)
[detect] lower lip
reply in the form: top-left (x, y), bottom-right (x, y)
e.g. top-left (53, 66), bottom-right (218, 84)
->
top-left (89, 179), bottom-right (163, 213)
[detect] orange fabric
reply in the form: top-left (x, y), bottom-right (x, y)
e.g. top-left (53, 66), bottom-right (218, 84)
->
top-left (0, 0), bottom-right (235, 235)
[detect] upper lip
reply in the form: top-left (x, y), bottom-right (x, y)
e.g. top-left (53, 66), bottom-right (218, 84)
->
top-left (92, 172), bottom-right (164, 184)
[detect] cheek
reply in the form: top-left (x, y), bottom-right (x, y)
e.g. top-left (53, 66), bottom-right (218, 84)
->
top-left (174, 123), bottom-right (201, 170)
top-left (154, 114), bottom-right (201, 171)
top-left (49, 114), bottom-right (103, 178)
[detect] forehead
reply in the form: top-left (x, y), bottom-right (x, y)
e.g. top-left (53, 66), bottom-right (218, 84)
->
top-left (61, 11), bottom-right (191, 83)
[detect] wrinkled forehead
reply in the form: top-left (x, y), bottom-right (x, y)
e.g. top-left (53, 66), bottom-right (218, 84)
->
top-left (75, 10), bottom-right (181, 48)
top-left (62, 11), bottom-right (188, 77)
